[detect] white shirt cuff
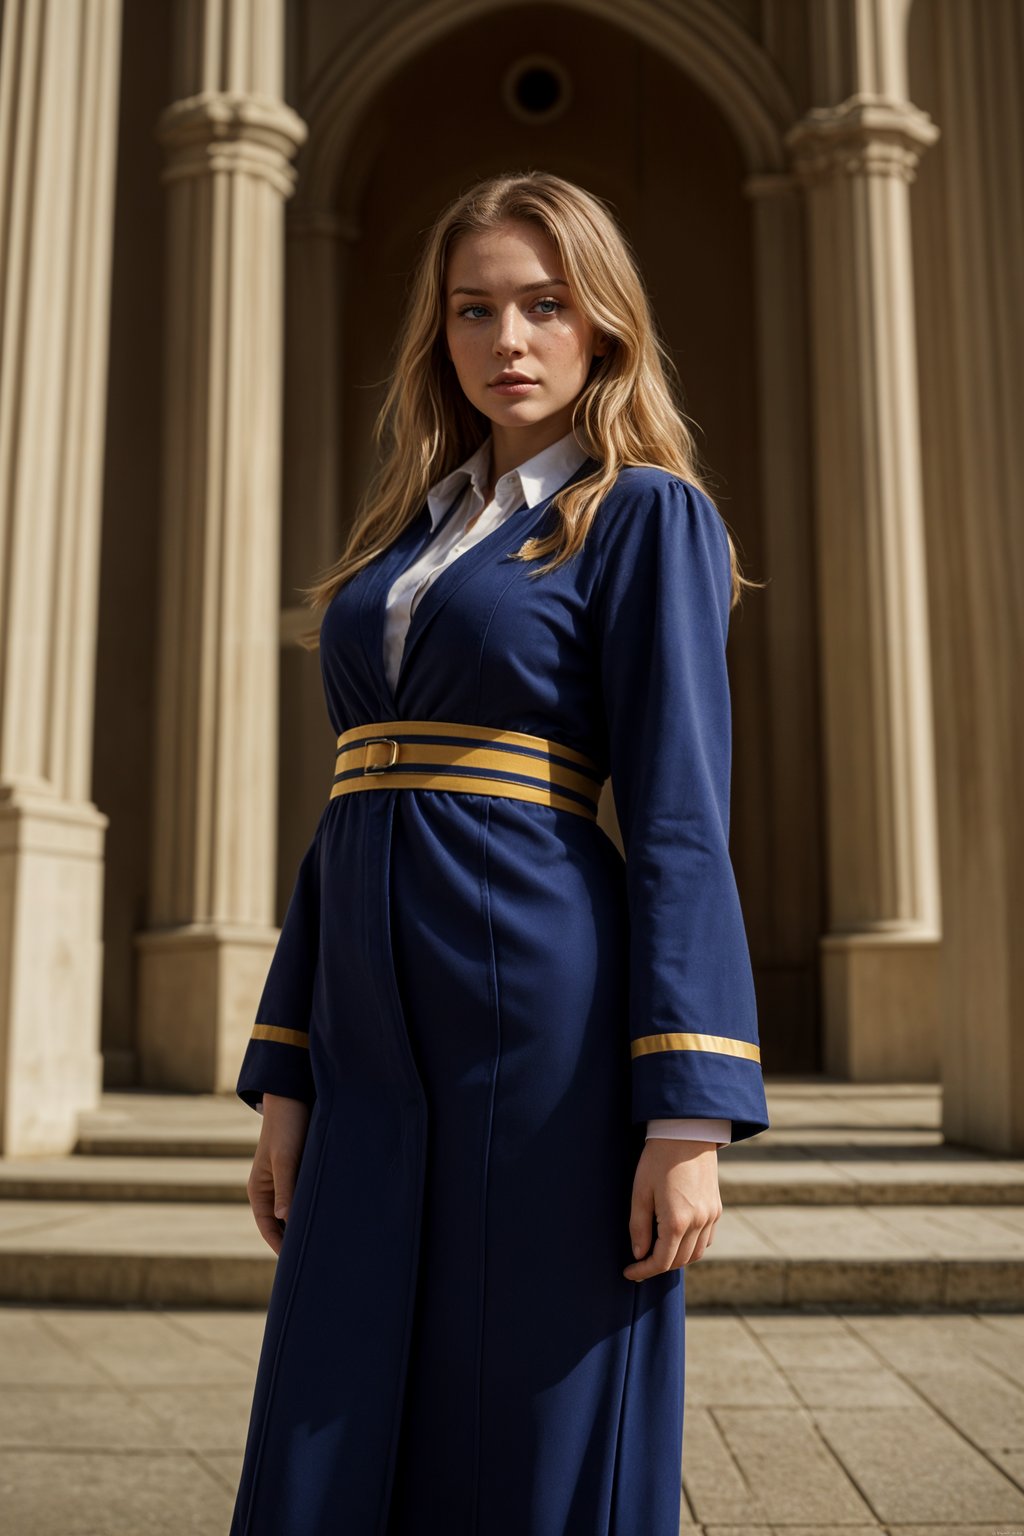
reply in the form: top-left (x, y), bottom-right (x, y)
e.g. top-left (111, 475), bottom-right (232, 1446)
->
top-left (645, 1117), bottom-right (732, 1144)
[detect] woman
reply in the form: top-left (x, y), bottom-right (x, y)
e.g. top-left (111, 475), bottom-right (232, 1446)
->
top-left (230, 170), bottom-right (769, 1536)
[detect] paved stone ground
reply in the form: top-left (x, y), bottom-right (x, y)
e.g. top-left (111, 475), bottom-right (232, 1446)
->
top-left (2, 1300), bottom-right (1023, 1534)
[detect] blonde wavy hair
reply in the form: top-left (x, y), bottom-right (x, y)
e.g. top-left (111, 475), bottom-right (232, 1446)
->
top-left (297, 171), bottom-right (760, 649)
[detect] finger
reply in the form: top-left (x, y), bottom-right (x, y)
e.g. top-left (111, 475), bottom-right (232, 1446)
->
top-left (623, 1218), bottom-right (686, 1281)
top-left (627, 1190), bottom-right (654, 1263)
top-left (248, 1178), bottom-right (284, 1255)
top-left (252, 1212), bottom-right (284, 1255)
top-left (270, 1154), bottom-right (298, 1222)
top-left (674, 1208), bottom-right (721, 1267)
top-left (247, 1157), bottom-right (285, 1255)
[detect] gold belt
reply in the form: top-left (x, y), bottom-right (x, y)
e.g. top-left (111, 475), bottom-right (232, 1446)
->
top-left (331, 719), bottom-right (603, 822)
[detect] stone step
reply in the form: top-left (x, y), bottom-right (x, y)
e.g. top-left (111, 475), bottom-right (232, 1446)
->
top-left (0, 1199), bottom-right (1022, 1309)
top-left (74, 1092), bottom-right (258, 1160)
top-left (0, 1156), bottom-right (252, 1203)
top-left (2, 1150), bottom-right (1023, 1206)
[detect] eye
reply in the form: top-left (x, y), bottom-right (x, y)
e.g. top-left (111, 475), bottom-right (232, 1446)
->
top-left (455, 297), bottom-right (564, 320)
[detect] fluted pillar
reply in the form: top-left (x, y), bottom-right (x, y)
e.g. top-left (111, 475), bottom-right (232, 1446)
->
top-left (909, 0), bottom-right (1024, 1151)
top-left (135, 0), bottom-right (306, 1090)
top-left (0, 0), bottom-right (122, 1154)
top-left (786, 0), bottom-right (942, 1078)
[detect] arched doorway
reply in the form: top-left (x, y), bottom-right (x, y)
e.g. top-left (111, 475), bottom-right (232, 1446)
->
top-left (281, 1), bottom-right (819, 1073)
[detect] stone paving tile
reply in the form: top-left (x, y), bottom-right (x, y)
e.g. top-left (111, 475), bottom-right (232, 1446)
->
top-left (689, 1527), bottom-right (774, 1536)
top-left (40, 1305), bottom-right (258, 1385)
top-left (784, 1366), bottom-right (919, 1408)
top-left (812, 1403), bottom-right (1024, 1525)
top-left (0, 1386), bottom-right (169, 1450)
top-left (742, 1305), bottom-right (842, 1332)
top-left (4, 1303), bottom-right (1024, 1533)
top-left (158, 1305), bottom-right (267, 1365)
top-left (753, 1325), bottom-right (881, 1372)
top-left (703, 1405), bottom-right (877, 1526)
top-left (0, 1307), bottom-right (106, 1386)
top-left (195, 1448), bottom-right (246, 1496)
top-left (892, 1527), bottom-right (1024, 1535)
top-left (0, 1449), bottom-right (233, 1535)
top-left (997, 1448), bottom-right (1024, 1482)
top-left (897, 1357), bottom-right (1024, 1455)
top-left (129, 1384), bottom-right (255, 1455)
top-left (681, 1405), bottom-right (766, 1526)
top-left (847, 1310), bottom-right (1024, 1375)
top-left (684, 1316), bottom-right (798, 1408)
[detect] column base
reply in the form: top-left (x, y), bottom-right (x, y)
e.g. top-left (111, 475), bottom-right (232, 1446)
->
top-left (821, 928), bottom-right (942, 1080)
top-left (134, 923), bottom-right (279, 1092)
top-left (0, 789), bottom-right (108, 1155)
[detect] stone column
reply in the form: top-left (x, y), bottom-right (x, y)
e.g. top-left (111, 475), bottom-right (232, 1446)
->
top-left (908, 0), bottom-right (1024, 1152)
top-left (135, 0), bottom-right (306, 1090)
top-left (0, 0), bottom-right (122, 1154)
top-left (785, 0), bottom-right (943, 1079)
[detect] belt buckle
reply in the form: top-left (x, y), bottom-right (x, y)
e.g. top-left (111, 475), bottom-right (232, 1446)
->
top-left (362, 737), bottom-right (399, 774)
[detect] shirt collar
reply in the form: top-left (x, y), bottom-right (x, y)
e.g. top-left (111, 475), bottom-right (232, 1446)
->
top-left (425, 430), bottom-right (591, 530)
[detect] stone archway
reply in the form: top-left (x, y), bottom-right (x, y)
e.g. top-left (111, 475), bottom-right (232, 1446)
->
top-left (278, 0), bottom-right (825, 1074)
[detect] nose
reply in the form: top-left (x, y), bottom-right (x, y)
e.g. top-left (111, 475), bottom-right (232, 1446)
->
top-left (494, 303), bottom-right (526, 357)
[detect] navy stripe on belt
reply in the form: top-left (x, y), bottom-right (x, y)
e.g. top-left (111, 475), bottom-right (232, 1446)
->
top-left (330, 720), bottom-right (604, 822)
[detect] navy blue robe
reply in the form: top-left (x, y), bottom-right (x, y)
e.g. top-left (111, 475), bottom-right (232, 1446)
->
top-left (230, 460), bottom-right (770, 1536)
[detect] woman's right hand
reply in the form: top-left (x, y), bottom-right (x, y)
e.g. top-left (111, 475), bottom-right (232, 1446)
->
top-left (247, 1093), bottom-right (312, 1255)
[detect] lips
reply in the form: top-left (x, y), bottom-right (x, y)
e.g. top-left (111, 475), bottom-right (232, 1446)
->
top-left (489, 379), bottom-right (540, 395)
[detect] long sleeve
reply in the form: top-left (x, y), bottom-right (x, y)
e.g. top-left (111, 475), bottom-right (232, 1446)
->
top-left (595, 474), bottom-right (769, 1144)
top-left (235, 815), bottom-right (324, 1112)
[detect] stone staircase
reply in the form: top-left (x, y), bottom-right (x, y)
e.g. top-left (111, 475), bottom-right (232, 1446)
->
top-left (0, 1080), bottom-right (1021, 1308)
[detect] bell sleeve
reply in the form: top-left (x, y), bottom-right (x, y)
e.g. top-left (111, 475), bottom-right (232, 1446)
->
top-left (235, 814), bottom-right (323, 1112)
top-left (595, 473), bottom-right (770, 1145)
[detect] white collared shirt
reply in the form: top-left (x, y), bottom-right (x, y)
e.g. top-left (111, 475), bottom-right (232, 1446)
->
top-left (381, 430), bottom-right (590, 695)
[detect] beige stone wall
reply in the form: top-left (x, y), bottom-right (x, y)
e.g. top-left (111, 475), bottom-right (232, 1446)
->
top-left (2, 0), bottom-right (1020, 1152)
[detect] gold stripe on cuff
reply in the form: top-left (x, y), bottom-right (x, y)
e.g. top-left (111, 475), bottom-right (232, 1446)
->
top-left (631, 1031), bottom-right (761, 1063)
top-left (252, 1023), bottom-right (310, 1049)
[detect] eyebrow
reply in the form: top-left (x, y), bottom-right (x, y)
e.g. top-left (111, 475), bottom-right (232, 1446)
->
top-left (448, 278), bottom-right (570, 298)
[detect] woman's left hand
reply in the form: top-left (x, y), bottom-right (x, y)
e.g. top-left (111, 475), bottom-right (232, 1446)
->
top-left (623, 1138), bottom-right (723, 1282)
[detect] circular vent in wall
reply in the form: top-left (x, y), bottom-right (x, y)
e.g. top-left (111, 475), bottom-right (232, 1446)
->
top-left (502, 55), bottom-right (572, 125)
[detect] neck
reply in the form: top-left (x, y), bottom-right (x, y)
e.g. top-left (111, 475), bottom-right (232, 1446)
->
top-left (489, 413), bottom-right (575, 486)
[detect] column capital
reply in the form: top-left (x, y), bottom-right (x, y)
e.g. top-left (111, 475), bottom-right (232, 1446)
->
top-left (155, 90), bottom-right (307, 193)
top-left (786, 93), bottom-right (940, 185)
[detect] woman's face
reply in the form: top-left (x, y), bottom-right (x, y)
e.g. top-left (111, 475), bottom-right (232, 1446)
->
top-left (443, 220), bottom-right (608, 457)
